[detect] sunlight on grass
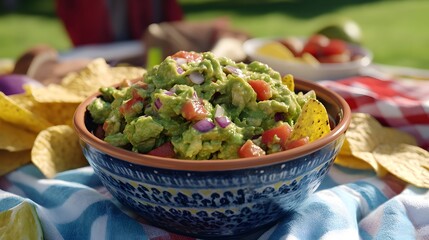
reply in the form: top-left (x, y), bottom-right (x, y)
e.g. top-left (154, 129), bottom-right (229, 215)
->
top-left (180, 0), bottom-right (429, 69)
top-left (0, 0), bottom-right (428, 69)
top-left (328, 1), bottom-right (429, 69)
top-left (0, 14), bottom-right (71, 58)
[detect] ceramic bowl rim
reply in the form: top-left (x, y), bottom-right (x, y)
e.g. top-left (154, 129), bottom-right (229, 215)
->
top-left (73, 79), bottom-right (351, 171)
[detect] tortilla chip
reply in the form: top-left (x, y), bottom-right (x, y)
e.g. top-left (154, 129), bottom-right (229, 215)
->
top-left (0, 92), bottom-right (52, 133)
top-left (10, 93), bottom-right (79, 126)
top-left (0, 120), bottom-right (37, 152)
top-left (342, 113), bottom-right (417, 175)
top-left (29, 59), bottom-right (146, 103)
top-left (59, 59), bottom-right (113, 98)
top-left (0, 201), bottom-right (44, 239)
top-left (1, 60), bottom-right (145, 178)
top-left (346, 113), bottom-right (417, 151)
top-left (335, 154), bottom-right (373, 170)
top-left (282, 74), bottom-right (294, 92)
top-left (110, 66), bottom-right (146, 81)
top-left (334, 139), bottom-right (372, 170)
top-left (31, 125), bottom-right (88, 178)
top-left (27, 84), bottom-right (83, 103)
top-left (373, 144), bottom-right (429, 188)
top-left (290, 98), bottom-right (331, 142)
top-left (0, 150), bottom-right (31, 176)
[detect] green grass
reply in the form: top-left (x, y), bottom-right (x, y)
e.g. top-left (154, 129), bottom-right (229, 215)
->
top-left (179, 0), bottom-right (429, 69)
top-left (1, 0), bottom-right (429, 69)
top-left (0, 14), bottom-right (71, 57)
top-left (0, 0), bottom-right (72, 57)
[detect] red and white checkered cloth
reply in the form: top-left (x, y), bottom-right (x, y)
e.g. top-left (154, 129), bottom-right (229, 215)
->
top-left (320, 76), bottom-right (429, 150)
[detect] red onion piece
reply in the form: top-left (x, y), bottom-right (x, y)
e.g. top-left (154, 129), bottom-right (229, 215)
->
top-left (154, 98), bottom-right (162, 109)
top-left (252, 134), bottom-right (261, 140)
top-left (174, 57), bottom-right (187, 66)
top-left (224, 65), bottom-right (243, 77)
top-left (169, 86), bottom-right (177, 93)
top-left (94, 125), bottom-right (105, 139)
top-left (215, 116), bottom-right (231, 128)
top-left (164, 90), bottom-right (174, 96)
top-left (177, 67), bottom-right (184, 74)
top-left (189, 72), bottom-right (204, 84)
top-left (193, 119), bottom-right (215, 132)
top-left (214, 105), bottom-right (225, 118)
top-left (0, 74), bottom-right (43, 95)
top-left (274, 112), bottom-right (285, 122)
top-left (192, 91), bottom-right (199, 100)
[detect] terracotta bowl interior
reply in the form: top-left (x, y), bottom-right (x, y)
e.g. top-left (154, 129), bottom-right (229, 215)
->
top-left (73, 79), bottom-right (351, 171)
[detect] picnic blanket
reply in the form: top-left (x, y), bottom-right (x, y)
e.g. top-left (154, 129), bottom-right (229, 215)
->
top-left (1, 76), bottom-right (429, 240)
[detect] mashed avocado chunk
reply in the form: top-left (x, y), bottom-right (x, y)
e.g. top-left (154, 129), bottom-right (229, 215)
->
top-left (87, 98), bottom-right (110, 124)
top-left (124, 116), bottom-right (164, 152)
top-left (87, 51), bottom-right (317, 159)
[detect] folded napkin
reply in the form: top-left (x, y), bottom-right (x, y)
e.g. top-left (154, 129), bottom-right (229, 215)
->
top-left (1, 76), bottom-right (428, 240)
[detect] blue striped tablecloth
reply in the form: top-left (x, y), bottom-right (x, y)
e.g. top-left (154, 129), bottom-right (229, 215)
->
top-left (1, 163), bottom-right (428, 240)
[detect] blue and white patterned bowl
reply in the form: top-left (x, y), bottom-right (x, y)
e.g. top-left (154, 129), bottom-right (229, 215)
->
top-left (74, 79), bottom-right (351, 238)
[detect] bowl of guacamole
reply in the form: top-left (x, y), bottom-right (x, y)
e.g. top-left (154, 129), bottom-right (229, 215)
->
top-left (74, 51), bottom-right (351, 238)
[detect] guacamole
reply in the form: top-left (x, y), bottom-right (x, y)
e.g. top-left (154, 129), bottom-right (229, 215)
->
top-left (87, 51), bottom-right (316, 160)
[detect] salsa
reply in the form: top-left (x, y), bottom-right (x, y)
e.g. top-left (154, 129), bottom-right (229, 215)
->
top-left (87, 51), bottom-right (317, 160)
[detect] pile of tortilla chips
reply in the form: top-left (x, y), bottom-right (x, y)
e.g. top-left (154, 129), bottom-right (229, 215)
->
top-left (0, 59), bottom-right (146, 178)
top-left (336, 113), bottom-right (429, 188)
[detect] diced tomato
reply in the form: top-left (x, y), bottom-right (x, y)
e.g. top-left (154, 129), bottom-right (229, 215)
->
top-left (301, 34), bottom-right (330, 57)
top-left (307, 34), bottom-right (330, 46)
top-left (181, 99), bottom-right (208, 121)
top-left (148, 142), bottom-right (176, 158)
top-left (301, 43), bottom-right (318, 57)
top-left (248, 80), bottom-right (272, 101)
top-left (132, 81), bottom-right (148, 89)
top-left (102, 121), bottom-right (109, 132)
top-left (238, 140), bottom-right (266, 158)
top-left (171, 51), bottom-right (202, 63)
top-left (323, 39), bottom-right (347, 56)
top-left (119, 89), bottom-right (144, 115)
top-left (261, 124), bottom-right (292, 148)
top-left (284, 136), bottom-right (309, 150)
top-left (301, 35), bottom-right (352, 63)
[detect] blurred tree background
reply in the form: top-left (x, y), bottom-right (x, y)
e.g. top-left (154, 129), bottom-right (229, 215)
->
top-left (1, 0), bottom-right (428, 69)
